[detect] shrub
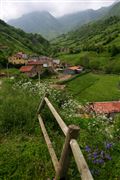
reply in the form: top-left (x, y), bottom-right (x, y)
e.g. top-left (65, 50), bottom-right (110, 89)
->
top-left (89, 60), bottom-right (100, 70)
top-left (110, 45), bottom-right (120, 56)
top-left (80, 55), bottom-right (90, 68)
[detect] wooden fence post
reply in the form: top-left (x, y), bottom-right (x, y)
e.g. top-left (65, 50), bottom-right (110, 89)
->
top-left (55, 124), bottom-right (80, 180)
top-left (37, 93), bottom-right (49, 114)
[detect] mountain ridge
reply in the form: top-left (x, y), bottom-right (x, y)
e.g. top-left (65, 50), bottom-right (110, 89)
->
top-left (7, 2), bottom-right (115, 39)
top-left (8, 11), bottom-right (63, 40)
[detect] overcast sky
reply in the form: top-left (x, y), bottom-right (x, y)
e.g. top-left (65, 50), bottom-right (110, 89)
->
top-left (0, 0), bottom-right (116, 21)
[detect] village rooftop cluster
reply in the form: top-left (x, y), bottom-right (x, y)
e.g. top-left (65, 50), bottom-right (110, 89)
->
top-left (7, 52), bottom-right (120, 118)
top-left (8, 52), bottom-right (83, 77)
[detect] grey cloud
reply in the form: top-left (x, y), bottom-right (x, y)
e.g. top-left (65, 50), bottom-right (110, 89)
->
top-left (1, 0), bottom-right (115, 21)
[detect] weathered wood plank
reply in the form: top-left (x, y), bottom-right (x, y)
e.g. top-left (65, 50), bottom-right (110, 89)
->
top-left (37, 93), bottom-right (49, 114)
top-left (44, 97), bottom-right (68, 136)
top-left (55, 125), bottom-right (80, 180)
top-left (70, 139), bottom-right (93, 180)
top-left (38, 114), bottom-right (59, 172)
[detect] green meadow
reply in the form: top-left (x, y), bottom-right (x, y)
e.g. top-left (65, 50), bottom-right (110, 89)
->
top-left (65, 73), bottom-right (120, 102)
top-left (0, 77), bottom-right (120, 180)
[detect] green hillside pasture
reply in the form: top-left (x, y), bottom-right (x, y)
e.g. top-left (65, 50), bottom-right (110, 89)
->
top-left (58, 51), bottom-right (109, 66)
top-left (66, 73), bottom-right (120, 102)
top-left (58, 52), bottom-right (84, 65)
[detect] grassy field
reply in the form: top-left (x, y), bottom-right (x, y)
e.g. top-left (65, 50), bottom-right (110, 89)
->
top-left (65, 73), bottom-right (120, 102)
top-left (0, 78), bottom-right (120, 180)
top-left (58, 51), bottom-right (120, 64)
top-left (57, 51), bottom-right (115, 67)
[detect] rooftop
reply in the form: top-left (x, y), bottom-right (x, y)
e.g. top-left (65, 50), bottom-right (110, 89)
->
top-left (68, 66), bottom-right (82, 70)
top-left (90, 101), bottom-right (120, 114)
top-left (28, 60), bottom-right (49, 65)
top-left (20, 66), bottom-right (34, 72)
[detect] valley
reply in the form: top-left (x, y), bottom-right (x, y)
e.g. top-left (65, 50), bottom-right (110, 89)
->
top-left (0, 1), bottom-right (120, 179)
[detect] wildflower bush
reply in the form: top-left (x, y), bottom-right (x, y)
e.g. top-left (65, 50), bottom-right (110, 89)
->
top-left (81, 115), bottom-right (120, 179)
top-left (0, 77), bottom-right (79, 133)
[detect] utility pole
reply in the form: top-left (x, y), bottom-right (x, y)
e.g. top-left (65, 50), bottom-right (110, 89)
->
top-left (7, 63), bottom-right (9, 78)
top-left (38, 71), bottom-right (40, 84)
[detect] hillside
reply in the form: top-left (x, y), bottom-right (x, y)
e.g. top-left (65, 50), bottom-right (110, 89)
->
top-left (106, 1), bottom-right (120, 17)
top-left (52, 16), bottom-right (120, 73)
top-left (8, 11), bottom-right (63, 40)
top-left (52, 16), bottom-right (120, 48)
top-left (52, 1), bottom-right (120, 47)
top-left (57, 6), bottom-right (110, 32)
top-left (7, 4), bottom-right (112, 40)
top-left (0, 19), bottom-right (50, 67)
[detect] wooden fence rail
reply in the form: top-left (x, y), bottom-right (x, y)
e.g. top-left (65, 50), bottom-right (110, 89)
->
top-left (37, 95), bottom-right (93, 180)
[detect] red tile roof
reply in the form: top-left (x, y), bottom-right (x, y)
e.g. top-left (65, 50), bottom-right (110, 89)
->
top-left (20, 66), bottom-right (34, 72)
top-left (90, 101), bottom-right (120, 114)
top-left (27, 60), bottom-right (49, 65)
top-left (68, 66), bottom-right (82, 70)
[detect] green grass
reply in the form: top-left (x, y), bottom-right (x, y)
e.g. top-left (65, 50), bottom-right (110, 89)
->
top-left (58, 51), bottom-right (111, 67)
top-left (0, 78), bottom-right (79, 180)
top-left (0, 68), bottom-right (20, 75)
top-left (0, 134), bottom-right (54, 180)
top-left (1, 77), bottom-right (120, 180)
top-left (58, 52), bottom-right (87, 65)
top-left (66, 73), bottom-right (120, 102)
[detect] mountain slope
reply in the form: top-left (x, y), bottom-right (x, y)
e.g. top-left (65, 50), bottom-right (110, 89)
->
top-left (58, 6), bottom-right (110, 32)
top-left (7, 1), bottom-right (120, 40)
top-left (8, 11), bottom-right (62, 39)
top-left (7, 5), bottom-right (111, 40)
top-left (52, 16), bottom-right (120, 74)
top-left (106, 1), bottom-right (120, 17)
top-left (0, 19), bottom-right (50, 66)
top-left (52, 16), bottom-right (120, 49)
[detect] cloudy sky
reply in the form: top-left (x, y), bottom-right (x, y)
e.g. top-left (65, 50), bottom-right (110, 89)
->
top-left (0, 0), bottom-right (116, 21)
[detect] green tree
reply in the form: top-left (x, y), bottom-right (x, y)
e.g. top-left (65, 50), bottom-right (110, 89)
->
top-left (80, 55), bottom-right (90, 68)
top-left (110, 45), bottom-right (120, 56)
top-left (89, 60), bottom-right (100, 70)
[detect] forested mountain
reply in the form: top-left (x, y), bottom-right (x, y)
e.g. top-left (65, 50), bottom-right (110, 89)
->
top-left (52, 16), bottom-right (120, 50)
top-left (0, 19), bottom-right (50, 67)
top-left (8, 11), bottom-right (63, 40)
top-left (7, 1), bottom-right (119, 40)
top-left (57, 6), bottom-right (110, 32)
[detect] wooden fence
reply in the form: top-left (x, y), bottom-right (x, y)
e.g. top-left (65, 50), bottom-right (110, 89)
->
top-left (37, 94), bottom-right (93, 180)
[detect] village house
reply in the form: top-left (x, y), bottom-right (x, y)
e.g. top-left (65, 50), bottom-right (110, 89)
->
top-left (19, 56), bottom-right (61, 77)
top-left (53, 59), bottom-right (61, 68)
top-left (27, 59), bottom-right (53, 73)
top-left (89, 101), bottom-right (120, 118)
top-left (8, 52), bottom-right (28, 65)
top-left (64, 66), bottom-right (83, 75)
top-left (38, 56), bottom-right (53, 61)
top-left (20, 66), bottom-right (37, 77)
top-left (29, 56), bottom-right (53, 62)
